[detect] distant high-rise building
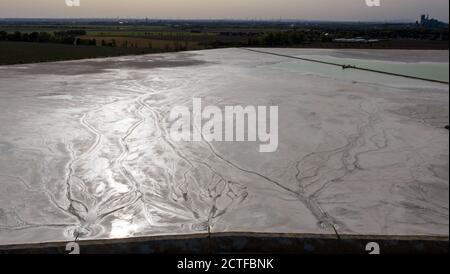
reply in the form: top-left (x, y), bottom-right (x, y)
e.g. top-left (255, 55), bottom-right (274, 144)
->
top-left (418, 14), bottom-right (447, 28)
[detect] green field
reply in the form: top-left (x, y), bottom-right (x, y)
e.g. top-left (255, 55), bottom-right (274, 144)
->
top-left (0, 25), bottom-right (219, 65)
top-left (0, 41), bottom-right (161, 65)
top-left (0, 25), bottom-right (171, 32)
top-left (0, 24), bottom-right (216, 35)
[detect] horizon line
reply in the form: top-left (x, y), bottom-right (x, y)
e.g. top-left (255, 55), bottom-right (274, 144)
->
top-left (1, 17), bottom-right (447, 24)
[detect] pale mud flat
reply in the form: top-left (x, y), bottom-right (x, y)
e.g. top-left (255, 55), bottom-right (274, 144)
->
top-left (0, 48), bottom-right (448, 246)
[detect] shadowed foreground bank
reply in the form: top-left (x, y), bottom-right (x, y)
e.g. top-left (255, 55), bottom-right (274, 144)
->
top-left (0, 41), bottom-right (162, 65)
top-left (0, 233), bottom-right (448, 254)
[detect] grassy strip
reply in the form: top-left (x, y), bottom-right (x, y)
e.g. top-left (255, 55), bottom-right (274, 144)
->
top-left (0, 41), bottom-right (164, 65)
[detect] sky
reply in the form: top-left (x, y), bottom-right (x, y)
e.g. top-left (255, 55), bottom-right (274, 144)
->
top-left (0, 0), bottom-right (448, 22)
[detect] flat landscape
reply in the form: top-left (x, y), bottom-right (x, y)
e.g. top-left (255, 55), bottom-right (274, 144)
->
top-left (0, 48), bottom-right (448, 246)
top-left (2, 19), bottom-right (448, 66)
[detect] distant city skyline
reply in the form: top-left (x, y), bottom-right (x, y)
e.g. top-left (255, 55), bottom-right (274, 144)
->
top-left (0, 0), bottom-right (448, 22)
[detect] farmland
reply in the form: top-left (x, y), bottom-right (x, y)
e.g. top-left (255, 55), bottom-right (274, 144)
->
top-left (1, 19), bottom-right (448, 65)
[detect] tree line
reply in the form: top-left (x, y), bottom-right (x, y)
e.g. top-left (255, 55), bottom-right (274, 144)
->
top-left (205, 27), bottom-right (448, 47)
top-left (0, 30), bottom-right (97, 46)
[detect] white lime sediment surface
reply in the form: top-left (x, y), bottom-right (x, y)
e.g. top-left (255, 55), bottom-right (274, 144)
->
top-left (0, 48), bottom-right (448, 246)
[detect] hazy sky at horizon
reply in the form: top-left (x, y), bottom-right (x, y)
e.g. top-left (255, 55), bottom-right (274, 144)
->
top-left (0, 0), bottom-right (448, 22)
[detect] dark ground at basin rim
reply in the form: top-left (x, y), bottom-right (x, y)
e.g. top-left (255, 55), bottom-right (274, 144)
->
top-left (0, 41), bottom-right (165, 65)
top-left (0, 234), bottom-right (448, 254)
top-left (1, 39), bottom-right (448, 66)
